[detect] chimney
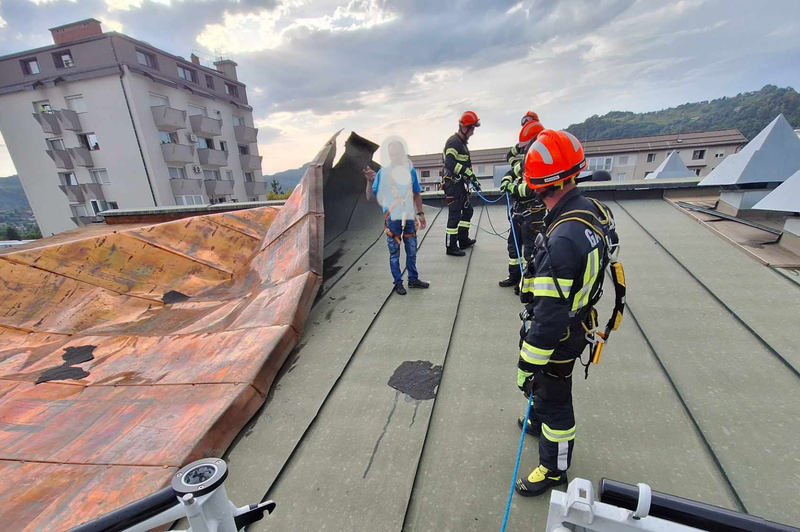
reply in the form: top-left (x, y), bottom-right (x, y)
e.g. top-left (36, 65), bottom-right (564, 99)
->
top-left (213, 59), bottom-right (238, 81)
top-left (49, 19), bottom-right (103, 45)
top-left (190, 53), bottom-right (201, 65)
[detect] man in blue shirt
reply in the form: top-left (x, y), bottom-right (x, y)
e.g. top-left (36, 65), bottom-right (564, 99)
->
top-left (364, 137), bottom-right (430, 295)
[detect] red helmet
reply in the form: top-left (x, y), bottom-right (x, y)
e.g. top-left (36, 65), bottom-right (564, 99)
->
top-left (519, 120), bottom-right (544, 144)
top-left (459, 110), bottom-right (481, 128)
top-left (521, 111), bottom-right (539, 126)
top-left (523, 129), bottom-right (586, 190)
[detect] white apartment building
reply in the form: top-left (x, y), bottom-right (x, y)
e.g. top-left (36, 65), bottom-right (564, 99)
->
top-left (0, 19), bottom-right (267, 235)
top-left (411, 129), bottom-right (747, 189)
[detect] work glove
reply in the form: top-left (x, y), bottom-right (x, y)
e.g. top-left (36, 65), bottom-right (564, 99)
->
top-left (472, 179), bottom-right (482, 192)
top-left (517, 368), bottom-right (535, 397)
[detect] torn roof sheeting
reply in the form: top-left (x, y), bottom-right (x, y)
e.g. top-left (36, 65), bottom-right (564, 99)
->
top-left (0, 133), bottom-right (337, 531)
top-left (753, 169), bottom-right (800, 213)
top-left (646, 149), bottom-right (696, 180)
top-left (699, 114), bottom-right (800, 186)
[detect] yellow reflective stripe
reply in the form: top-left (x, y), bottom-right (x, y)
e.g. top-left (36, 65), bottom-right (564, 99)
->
top-left (446, 227), bottom-right (458, 235)
top-left (509, 258), bottom-right (521, 266)
top-left (465, 167), bottom-right (474, 177)
top-left (521, 277), bottom-right (535, 294)
top-left (611, 261), bottom-right (625, 287)
top-left (520, 341), bottom-right (553, 365)
top-left (444, 148), bottom-right (469, 161)
top-left (458, 221), bottom-right (471, 228)
top-left (454, 163), bottom-right (463, 174)
top-left (573, 248), bottom-right (600, 311)
top-left (517, 369), bottom-right (533, 388)
top-left (532, 276), bottom-right (573, 298)
top-left (542, 423), bottom-right (576, 442)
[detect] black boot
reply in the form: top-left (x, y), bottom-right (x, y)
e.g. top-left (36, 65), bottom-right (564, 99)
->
top-left (515, 465), bottom-right (567, 497)
top-left (446, 235), bottom-right (466, 256)
top-left (408, 279), bottom-right (430, 289)
top-left (499, 277), bottom-right (520, 288)
top-left (459, 238), bottom-right (477, 250)
top-left (394, 283), bottom-right (406, 295)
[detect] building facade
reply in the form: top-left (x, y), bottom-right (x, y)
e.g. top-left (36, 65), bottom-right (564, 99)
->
top-left (410, 129), bottom-right (747, 190)
top-left (0, 19), bottom-right (266, 235)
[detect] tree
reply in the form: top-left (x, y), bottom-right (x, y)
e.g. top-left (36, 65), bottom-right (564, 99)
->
top-left (266, 189), bottom-right (293, 201)
top-left (22, 223), bottom-right (42, 240)
top-left (1, 225), bottom-right (21, 240)
top-left (270, 178), bottom-right (284, 195)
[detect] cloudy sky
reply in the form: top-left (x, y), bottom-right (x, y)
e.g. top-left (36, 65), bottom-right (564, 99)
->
top-left (0, 0), bottom-right (799, 175)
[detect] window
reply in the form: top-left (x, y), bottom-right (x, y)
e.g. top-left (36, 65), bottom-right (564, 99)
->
top-left (644, 171), bottom-right (653, 178)
top-left (692, 150), bottom-right (706, 160)
top-left (225, 170), bottom-right (234, 181)
top-left (618, 156), bottom-right (629, 165)
top-left (48, 138), bottom-right (65, 151)
top-left (178, 66), bottom-right (197, 83)
top-left (238, 144), bottom-right (249, 155)
top-left (423, 186), bottom-right (431, 192)
top-left (244, 172), bottom-right (254, 182)
top-left (59, 172), bottom-right (78, 186)
top-left (90, 200), bottom-right (118, 215)
top-left (136, 50), bottom-right (157, 69)
top-left (149, 93), bottom-right (169, 107)
top-left (421, 170), bottom-right (430, 178)
top-left (203, 169), bottom-right (221, 180)
top-left (715, 151), bottom-right (725, 158)
top-left (34, 100), bottom-right (53, 114)
top-left (168, 166), bottom-right (187, 179)
top-left (64, 95), bottom-right (87, 114)
top-left (248, 197), bottom-right (258, 202)
top-left (233, 115), bottom-right (246, 126)
top-left (187, 104), bottom-right (207, 116)
top-left (231, 199), bottom-right (238, 203)
top-left (694, 168), bottom-right (702, 176)
top-left (78, 133), bottom-right (100, 151)
top-left (53, 50), bottom-right (74, 69)
top-left (71, 204), bottom-right (89, 217)
top-left (477, 165), bottom-right (485, 174)
top-left (219, 141), bottom-right (228, 152)
top-left (647, 153), bottom-right (656, 163)
top-left (205, 75), bottom-right (215, 89)
top-left (616, 173), bottom-right (626, 181)
top-left (225, 83), bottom-right (239, 97)
top-left (21, 58), bottom-right (41, 75)
top-left (175, 195), bottom-right (204, 205)
top-left (159, 130), bottom-right (179, 144)
top-left (438, 170), bottom-right (444, 177)
top-left (196, 137), bottom-right (214, 150)
top-left (91, 169), bottom-right (111, 185)
top-left (587, 157), bottom-right (613, 171)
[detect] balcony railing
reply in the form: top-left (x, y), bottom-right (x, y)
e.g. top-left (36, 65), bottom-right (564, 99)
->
top-left (234, 125), bottom-right (258, 143)
top-left (197, 148), bottom-right (228, 168)
top-left (151, 105), bottom-right (187, 131)
top-left (204, 179), bottom-right (234, 196)
top-left (68, 147), bottom-right (94, 167)
top-left (46, 149), bottom-right (73, 169)
top-left (32, 112), bottom-right (61, 135)
top-left (239, 153), bottom-right (263, 171)
top-left (170, 178), bottom-right (204, 196)
top-left (245, 181), bottom-right (268, 196)
top-left (160, 143), bottom-right (196, 164)
top-left (55, 109), bottom-right (82, 132)
top-left (81, 183), bottom-right (105, 200)
top-left (58, 184), bottom-right (85, 202)
top-left (190, 115), bottom-right (223, 137)
top-left (71, 215), bottom-right (104, 226)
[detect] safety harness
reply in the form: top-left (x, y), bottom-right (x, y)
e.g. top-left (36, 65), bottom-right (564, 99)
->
top-left (536, 197), bottom-right (626, 378)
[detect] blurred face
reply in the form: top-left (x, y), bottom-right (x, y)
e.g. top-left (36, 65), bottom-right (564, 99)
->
top-left (388, 142), bottom-right (405, 166)
top-left (463, 125), bottom-right (476, 139)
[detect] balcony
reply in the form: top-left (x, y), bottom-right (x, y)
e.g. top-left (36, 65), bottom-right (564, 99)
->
top-left (234, 125), bottom-right (258, 143)
top-left (245, 180), bottom-right (268, 196)
top-left (170, 178), bottom-right (204, 196)
top-left (68, 147), bottom-right (94, 167)
top-left (239, 153), bottom-right (263, 171)
top-left (71, 216), bottom-right (104, 226)
top-left (204, 179), bottom-right (234, 196)
top-left (55, 109), bottom-right (82, 131)
top-left (46, 149), bottom-right (73, 169)
top-left (151, 106), bottom-right (187, 132)
top-left (58, 184), bottom-right (85, 202)
top-left (197, 148), bottom-right (228, 168)
top-left (32, 112), bottom-right (61, 135)
top-left (160, 143), bottom-right (196, 164)
top-left (81, 183), bottom-right (105, 200)
top-left (190, 115), bottom-right (223, 137)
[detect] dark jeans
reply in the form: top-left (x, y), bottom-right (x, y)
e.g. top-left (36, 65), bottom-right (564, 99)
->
top-left (387, 218), bottom-right (418, 285)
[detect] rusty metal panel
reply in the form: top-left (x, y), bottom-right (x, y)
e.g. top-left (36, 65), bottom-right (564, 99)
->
top-left (208, 207), bottom-right (281, 240)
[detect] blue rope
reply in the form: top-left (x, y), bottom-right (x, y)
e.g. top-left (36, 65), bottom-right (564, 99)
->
top-left (500, 192), bottom-right (529, 532)
top-left (473, 188), bottom-right (505, 204)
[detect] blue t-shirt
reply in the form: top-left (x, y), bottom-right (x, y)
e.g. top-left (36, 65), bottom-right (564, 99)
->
top-left (372, 166), bottom-right (422, 219)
